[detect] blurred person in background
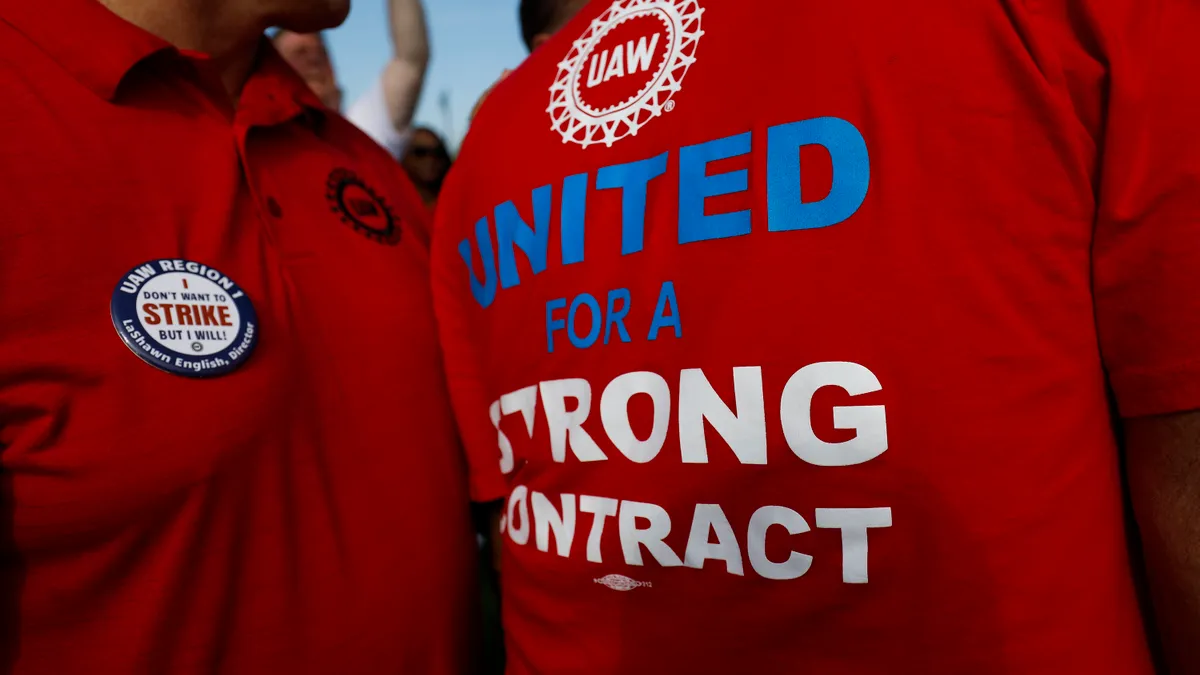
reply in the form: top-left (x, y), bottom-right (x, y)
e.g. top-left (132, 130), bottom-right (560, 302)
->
top-left (402, 127), bottom-right (452, 210)
top-left (275, 0), bottom-right (429, 159)
top-left (0, 0), bottom-right (478, 671)
top-left (433, 0), bottom-right (1200, 673)
top-left (519, 0), bottom-right (587, 51)
top-left (470, 0), bottom-right (587, 120)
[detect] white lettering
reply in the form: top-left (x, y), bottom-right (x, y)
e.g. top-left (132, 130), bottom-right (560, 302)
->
top-left (489, 400), bottom-right (515, 474)
top-left (603, 45), bottom-right (626, 82)
top-left (532, 491), bottom-right (577, 557)
top-left (579, 495), bottom-right (619, 563)
top-left (502, 385), bottom-right (539, 437)
top-left (492, 385), bottom-right (539, 475)
top-left (600, 371), bottom-right (670, 463)
top-left (619, 500), bottom-right (683, 567)
top-left (679, 367), bottom-right (766, 464)
top-left (816, 507), bottom-right (892, 584)
top-left (780, 362), bottom-right (887, 467)
top-left (683, 503), bottom-right (744, 575)
top-left (587, 50), bottom-right (609, 87)
top-left (506, 485), bottom-right (531, 546)
top-left (540, 379), bottom-right (607, 463)
top-left (627, 34), bottom-right (660, 74)
top-left (747, 505), bottom-right (812, 581)
top-left (509, 490), bottom-right (893, 583)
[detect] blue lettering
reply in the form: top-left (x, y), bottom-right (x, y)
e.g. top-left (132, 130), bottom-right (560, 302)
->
top-left (648, 281), bottom-right (682, 341)
top-left (459, 217), bottom-right (498, 308)
top-left (604, 288), bottom-right (632, 345)
top-left (596, 152), bottom-right (669, 255)
top-left (546, 298), bottom-right (568, 353)
top-left (496, 184), bottom-right (553, 289)
top-left (568, 293), bottom-right (602, 349)
top-left (767, 117), bottom-right (869, 231)
top-left (466, 117), bottom-right (870, 312)
top-left (679, 131), bottom-right (752, 245)
top-left (560, 173), bottom-right (589, 266)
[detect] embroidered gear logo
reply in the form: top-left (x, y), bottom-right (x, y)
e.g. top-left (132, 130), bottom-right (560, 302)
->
top-left (549, 0), bottom-right (704, 148)
top-left (325, 168), bottom-right (401, 245)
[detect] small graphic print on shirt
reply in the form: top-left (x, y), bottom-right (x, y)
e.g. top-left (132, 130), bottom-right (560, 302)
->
top-left (595, 575), bottom-right (652, 591)
top-left (550, 0), bottom-right (703, 148)
top-left (110, 259), bottom-right (259, 377)
top-left (326, 168), bottom-right (401, 245)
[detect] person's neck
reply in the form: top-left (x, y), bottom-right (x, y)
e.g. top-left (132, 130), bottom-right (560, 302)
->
top-left (415, 182), bottom-right (439, 209)
top-left (98, 0), bottom-right (262, 100)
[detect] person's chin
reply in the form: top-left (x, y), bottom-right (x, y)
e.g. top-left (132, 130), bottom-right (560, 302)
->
top-left (274, 0), bottom-right (351, 33)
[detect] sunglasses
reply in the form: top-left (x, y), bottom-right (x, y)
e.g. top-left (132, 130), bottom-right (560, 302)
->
top-left (409, 145), bottom-right (447, 159)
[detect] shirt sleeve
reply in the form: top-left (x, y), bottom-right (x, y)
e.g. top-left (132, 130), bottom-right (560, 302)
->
top-left (431, 165), bottom-right (511, 503)
top-left (346, 74), bottom-right (412, 160)
top-left (1093, 0), bottom-right (1200, 418)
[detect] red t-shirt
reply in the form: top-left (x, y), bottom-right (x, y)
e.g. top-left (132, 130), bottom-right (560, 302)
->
top-left (0, 0), bottom-right (476, 672)
top-left (433, 0), bottom-right (1200, 672)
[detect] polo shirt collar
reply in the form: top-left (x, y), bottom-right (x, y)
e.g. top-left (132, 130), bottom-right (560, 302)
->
top-left (230, 44), bottom-right (328, 131)
top-left (0, 0), bottom-right (328, 128)
top-left (0, 0), bottom-right (170, 100)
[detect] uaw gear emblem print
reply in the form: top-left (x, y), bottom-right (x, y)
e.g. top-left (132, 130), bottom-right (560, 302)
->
top-left (549, 0), bottom-right (704, 148)
top-left (110, 259), bottom-right (259, 378)
top-left (325, 168), bottom-right (401, 245)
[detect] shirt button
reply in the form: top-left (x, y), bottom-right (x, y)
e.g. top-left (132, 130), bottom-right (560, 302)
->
top-left (266, 197), bottom-right (283, 218)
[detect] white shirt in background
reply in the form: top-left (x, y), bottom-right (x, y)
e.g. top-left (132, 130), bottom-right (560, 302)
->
top-left (346, 76), bottom-right (413, 159)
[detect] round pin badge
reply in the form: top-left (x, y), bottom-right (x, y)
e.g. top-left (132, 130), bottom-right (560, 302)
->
top-left (110, 259), bottom-right (259, 377)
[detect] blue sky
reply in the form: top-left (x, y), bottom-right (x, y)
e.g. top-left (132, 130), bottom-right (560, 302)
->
top-left (326, 0), bottom-right (529, 150)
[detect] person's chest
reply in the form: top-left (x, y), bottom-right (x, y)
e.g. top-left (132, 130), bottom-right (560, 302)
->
top-left (442, 0), bottom-right (1122, 593)
top-left (0, 96), bottom-right (444, 550)
top-left (439, 1), bottom-right (1149, 670)
top-left (449, 0), bottom-right (1108, 460)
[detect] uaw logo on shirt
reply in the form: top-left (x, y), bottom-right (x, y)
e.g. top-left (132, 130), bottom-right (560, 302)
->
top-left (325, 168), bottom-right (401, 245)
top-left (110, 259), bottom-right (259, 378)
top-left (549, 0), bottom-right (703, 148)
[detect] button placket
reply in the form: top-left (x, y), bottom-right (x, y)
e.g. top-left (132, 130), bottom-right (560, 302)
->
top-left (234, 124), bottom-right (286, 251)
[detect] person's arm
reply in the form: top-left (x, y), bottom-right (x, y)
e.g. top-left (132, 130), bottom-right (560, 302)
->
top-left (345, 0), bottom-right (429, 155)
top-left (380, 0), bottom-right (429, 133)
top-left (430, 152), bottom-right (514, 540)
top-left (487, 500), bottom-right (504, 571)
top-left (470, 69), bottom-right (510, 124)
top-left (1125, 414), bottom-right (1200, 672)
top-left (1080, 0), bottom-right (1200, 667)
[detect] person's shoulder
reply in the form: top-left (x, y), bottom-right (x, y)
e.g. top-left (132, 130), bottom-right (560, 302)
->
top-left (0, 15), bottom-right (112, 136)
top-left (0, 20), bottom-right (92, 179)
top-left (323, 112), bottom-right (435, 248)
top-left (345, 76), bottom-right (412, 159)
top-left (0, 14), bottom-right (36, 61)
top-left (465, 64), bottom-right (548, 151)
top-left (0, 19), bottom-right (61, 113)
top-left (465, 1), bottom-right (603, 148)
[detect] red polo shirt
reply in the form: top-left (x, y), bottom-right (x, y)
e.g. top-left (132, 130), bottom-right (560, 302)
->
top-left (0, 0), bottom-right (475, 673)
top-left (433, 0), bottom-right (1200, 672)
